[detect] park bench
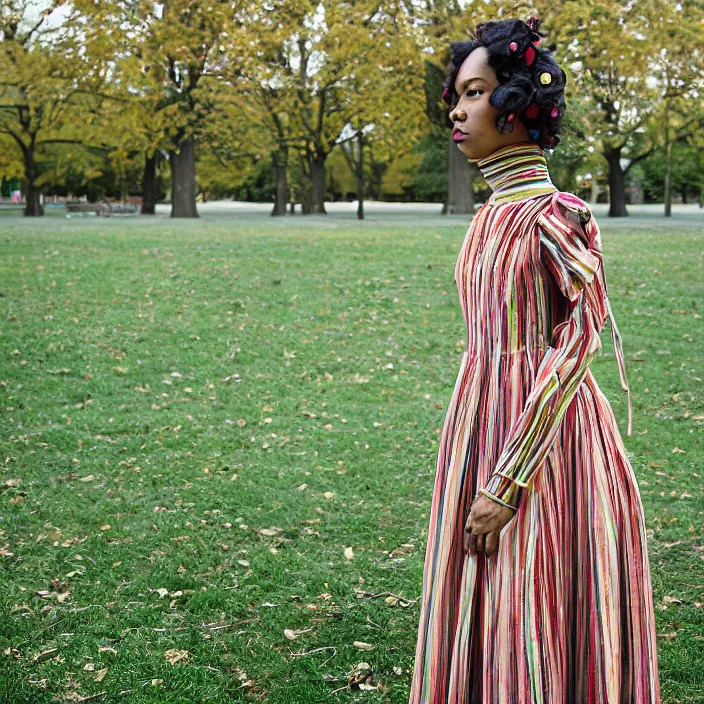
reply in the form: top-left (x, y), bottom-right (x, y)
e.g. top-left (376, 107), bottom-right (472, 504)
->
top-left (65, 202), bottom-right (112, 217)
top-left (111, 202), bottom-right (139, 216)
top-left (64, 202), bottom-right (139, 218)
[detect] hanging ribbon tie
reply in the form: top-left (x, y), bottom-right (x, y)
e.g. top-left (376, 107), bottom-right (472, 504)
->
top-left (605, 296), bottom-right (633, 436)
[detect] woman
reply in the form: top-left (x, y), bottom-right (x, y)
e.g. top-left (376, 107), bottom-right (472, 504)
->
top-left (409, 17), bottom-right (662, 704)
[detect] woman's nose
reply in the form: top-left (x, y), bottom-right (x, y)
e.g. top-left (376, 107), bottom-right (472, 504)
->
top-left (451, 108), bottom-right (467, 122)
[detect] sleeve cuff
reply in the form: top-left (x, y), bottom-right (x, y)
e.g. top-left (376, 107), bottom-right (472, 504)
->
top-left (481, 474), bottom-right (525, 510)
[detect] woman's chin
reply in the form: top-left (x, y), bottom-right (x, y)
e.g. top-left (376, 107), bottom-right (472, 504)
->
top-left (457, 141), bottom-right (478, 160)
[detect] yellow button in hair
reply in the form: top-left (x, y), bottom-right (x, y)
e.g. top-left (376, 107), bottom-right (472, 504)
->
top-left (540, 72), bottom-right (552, 85)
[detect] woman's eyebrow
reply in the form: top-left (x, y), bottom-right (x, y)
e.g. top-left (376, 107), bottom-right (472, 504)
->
top-left (455, 76), bottom-right (486, 92)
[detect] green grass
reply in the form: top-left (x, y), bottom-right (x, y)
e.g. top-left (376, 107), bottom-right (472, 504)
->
top-left (1, 210), bottom-right (703, 703)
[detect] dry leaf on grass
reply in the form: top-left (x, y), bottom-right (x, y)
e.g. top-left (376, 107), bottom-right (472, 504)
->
top-left (255, 527), bottom-right (283, 537)
top-left (164, 649), bottom-right (189, 664)
top-left (284, 626), bottom-right (314, 641)
top-left (353, 641), bottom-right (373, 650)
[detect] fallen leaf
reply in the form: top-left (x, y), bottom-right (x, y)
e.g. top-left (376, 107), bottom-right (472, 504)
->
top-left (256, 527), bottom-right (282, 537)
top-left (31, 648), bottom-right (58, 662)
top-left (164, 649), bottom-right (189, 664)
top-left (353, 641), bottom-right (373, 650)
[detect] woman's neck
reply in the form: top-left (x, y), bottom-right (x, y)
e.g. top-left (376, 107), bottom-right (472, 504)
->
top-left (477, 141), bottom-right (557, 204)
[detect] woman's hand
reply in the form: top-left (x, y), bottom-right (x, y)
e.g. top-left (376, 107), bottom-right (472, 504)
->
top-left (464, 493), bottom-right (515, 557)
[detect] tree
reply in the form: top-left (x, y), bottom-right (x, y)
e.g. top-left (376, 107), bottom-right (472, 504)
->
top-left (335, 4), bottom-right (427, 219)
top-left (640, 140), bottom-right (704, 205)
top-left (234, 0), bottom-right (427, 216)
top-left (415, 0), bottom-right (484, 214)
top-left (540, 0), bottom-right (704, 216)
top-left (645, 1), bottom-right (704, 216)
top-left (0, 1), bottom-right (90, 216)
top-left (218, 0), bottom-right (302, 216)
top-left (193, 86), bottom-right (272, 201)
top-left (75, 0), bottom-right (241, 218)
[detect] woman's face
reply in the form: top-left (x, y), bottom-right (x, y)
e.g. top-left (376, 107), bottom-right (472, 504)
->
top-left (448, 46), bottom-right (530, 161)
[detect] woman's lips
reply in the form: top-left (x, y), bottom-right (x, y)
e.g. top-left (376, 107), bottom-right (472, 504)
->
top-left (453, 128), bottom-right (467, 143)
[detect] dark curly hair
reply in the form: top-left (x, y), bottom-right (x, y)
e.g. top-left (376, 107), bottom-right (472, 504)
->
top-left (442, 17), bottom-right (567, 151)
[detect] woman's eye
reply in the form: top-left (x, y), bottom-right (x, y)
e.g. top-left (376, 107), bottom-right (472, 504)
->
top-left (466, 90), bottom-right (481, 97)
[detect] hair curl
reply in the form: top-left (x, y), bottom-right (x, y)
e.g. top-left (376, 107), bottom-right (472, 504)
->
top-left (442, 17), bottom-right (567, 151)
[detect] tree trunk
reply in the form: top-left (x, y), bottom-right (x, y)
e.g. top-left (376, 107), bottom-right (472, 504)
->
top-left (328, 168), bottom-right (337, 201)
top-left (356, 135), bottom-right (365, 220)
top-left (446, 133), bottom-right (474, 214)
top-left (271, 147), bottom-right (288, 217)
top-left (142, 151), bottom-right (158, 215)
top-left (370, 162), bottom-right (386, 201)
top-left (169, 136), bottom-right (198, 218)
top-left (310, 153), bottom-right (327, 214)
top-left (664, 122), bottom-right (672, 217)
top-left (590, 176), bottom-right (599, 204)
top-left (604, 146), bottom-right (628, 217)
top-left (298, 154), bottom-right (312, 214)
top-left (23, 148), bottom-right (44, 217)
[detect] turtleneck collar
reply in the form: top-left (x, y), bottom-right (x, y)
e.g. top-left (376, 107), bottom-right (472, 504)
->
top-left (477, 141), bottom-right (557, 205)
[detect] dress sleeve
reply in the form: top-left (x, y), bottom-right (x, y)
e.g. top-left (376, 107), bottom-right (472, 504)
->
top-left (478, 192), bottom-right (612, 512)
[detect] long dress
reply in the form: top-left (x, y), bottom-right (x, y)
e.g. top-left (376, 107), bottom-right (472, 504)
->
top-left (409, 141), bottom-right (662, 704)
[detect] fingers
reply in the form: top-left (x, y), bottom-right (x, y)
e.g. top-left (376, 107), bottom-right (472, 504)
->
top-left (464, 531), bottom-right (481, 555)
top-left (485, 530), bottom-right (500, 556)
top-left (464, 528), bottom-right (500, 557)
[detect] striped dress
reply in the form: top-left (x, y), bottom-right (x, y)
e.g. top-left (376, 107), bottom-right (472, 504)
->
top-left (409, 141), bottom-right (661, 704)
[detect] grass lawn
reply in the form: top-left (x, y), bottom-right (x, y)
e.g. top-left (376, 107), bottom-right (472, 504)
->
top-left (1, 207), bottom-right (703, 703)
